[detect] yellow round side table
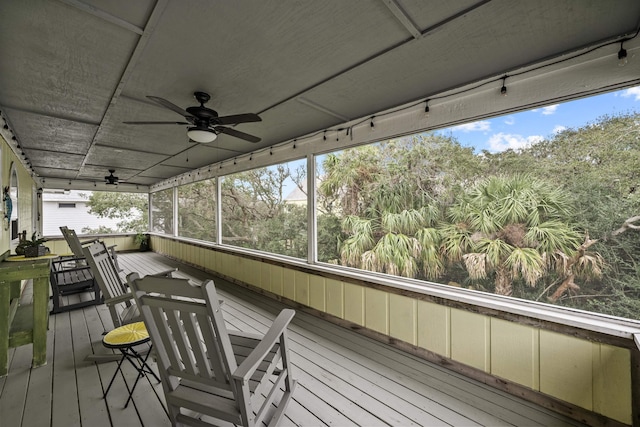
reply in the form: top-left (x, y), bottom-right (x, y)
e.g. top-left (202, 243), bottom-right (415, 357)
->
top-left (102, 321), bottom-right (160, 408)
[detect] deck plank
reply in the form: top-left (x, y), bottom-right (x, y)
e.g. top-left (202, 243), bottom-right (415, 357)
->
top-left (22, 321), bottom-right (55, 427)
top-left (51, 312), bottom-right (81, 427)
top-left (0, 343), bottom-right (32, 425)
top-left (71, 308), bottom-right (110, 427)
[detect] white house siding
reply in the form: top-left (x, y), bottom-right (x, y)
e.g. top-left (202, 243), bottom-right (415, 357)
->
top-left (42, 190), bottom-right (121, 236)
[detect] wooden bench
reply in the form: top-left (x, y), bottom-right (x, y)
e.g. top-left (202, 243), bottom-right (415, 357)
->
top-left (49, 258), bottom-right (101, 314)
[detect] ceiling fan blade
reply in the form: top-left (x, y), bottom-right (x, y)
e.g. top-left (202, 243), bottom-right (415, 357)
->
top-left (147, 96), bottom-right (193, 118)
top-left (216, 126), bottom-right (261, 143)
top-left (123, 121), bottom-right (190, 125)
top-left (214, 113), bottom-right (262, 125)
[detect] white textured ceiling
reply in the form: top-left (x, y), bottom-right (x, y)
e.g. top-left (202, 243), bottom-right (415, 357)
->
top-left (1, 0), bottom-right (639, 191)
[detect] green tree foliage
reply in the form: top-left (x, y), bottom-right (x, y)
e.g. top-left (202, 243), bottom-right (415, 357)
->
top-left (82, 191), bottom-right (148, 233)
top-left (151, 188), bottom-right (174, 234)
top-left (319, 135), bottom-right (481, 279)
top-left (221, 163), bottom-right (308, 258)
top-left (483, 113), bottom-right (640, 317)
top-left (178, 180), bottom-right (216, 241)
top-left (445, 175), bottom-right (602, 297)
top-left (322, 118), bottom-right (640, 319)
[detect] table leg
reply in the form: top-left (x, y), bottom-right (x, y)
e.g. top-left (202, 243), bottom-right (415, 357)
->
top-left (0, 283), bottom-right (9, 377)
top-left (31, 276), bottom-right (48, 367)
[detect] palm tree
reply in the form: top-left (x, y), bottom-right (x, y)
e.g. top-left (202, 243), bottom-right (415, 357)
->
top-left (442, 174), bottom-right (603, 296)
top-left (321, 139), bottom-right (454, 279)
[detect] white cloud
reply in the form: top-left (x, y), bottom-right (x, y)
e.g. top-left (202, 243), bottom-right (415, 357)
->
top-left (552, 125), bottom-right (567, 134)
top-left (451, 120), bottom-right (491, 132)
top-left (541, 105), bottom-right (559, 115)
top-left (531, 105), bottom-right (559, 115)
top-left (487, 133), bottom-right (543, 152)
top-left (504, 116), bottom-right (515, 125)
top-left (620, 87), bottom-right (640, 101)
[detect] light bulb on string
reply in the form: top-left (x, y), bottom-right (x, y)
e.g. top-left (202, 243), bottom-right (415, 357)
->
top-left (618, 42), bottom-right (628, 67)
top-left (500, 76), bottom-right (508, 96)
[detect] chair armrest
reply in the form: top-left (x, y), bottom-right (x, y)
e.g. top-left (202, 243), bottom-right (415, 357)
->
top-left (149, 268), bottom-right (177, 278)
top-left (232, 309), bottom-right (295, 382)
top-left (229, 330), bottom-right (263, 341)
top-left (104, 292), bottom-right (134, 305)
top-left (52, 257), bottom-right (84, 265)
top-left (51, 264), bottom-right (92, 274)
top-left (79, 238), bottom-right (101, 246)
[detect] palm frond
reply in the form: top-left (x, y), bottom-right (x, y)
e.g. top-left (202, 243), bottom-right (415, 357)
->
top-left (475, 238), bottom-right (514, 269)
top-left (505, 247), bottom-right (545, 287)
top-left (573, 252), bottom-right (605, 278)
top-left (463, 253), bottom-right (488, 280)
top-left (525, 221), bottom-right (581, 253)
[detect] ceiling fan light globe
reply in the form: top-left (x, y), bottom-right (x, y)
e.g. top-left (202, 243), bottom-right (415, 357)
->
top-left (187, 128), bottom-right (217, 143)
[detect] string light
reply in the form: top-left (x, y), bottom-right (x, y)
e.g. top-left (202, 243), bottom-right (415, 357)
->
top-left (618, 42), bottom-right (628, 66)
top-left (155, 30), bottom-right (640, 189)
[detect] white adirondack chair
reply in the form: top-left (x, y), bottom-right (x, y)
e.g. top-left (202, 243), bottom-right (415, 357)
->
top-left (83, 241), bottom-right (176, 330)
top-left (82, 241), bottom-right (139, 329)
top-left (60, 225), bottom-right (120, 270)
top-left (128, 273), bottom-right (297, 427)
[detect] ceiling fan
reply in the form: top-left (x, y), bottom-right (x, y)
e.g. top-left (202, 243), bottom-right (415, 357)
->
top-left (124, 91), bottom-right (262, 143)
top-left (105, 169), bottom-right (119, 185)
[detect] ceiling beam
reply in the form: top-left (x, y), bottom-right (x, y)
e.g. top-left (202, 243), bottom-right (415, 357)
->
top-left (296, 97), bottom-right (351, 121)
top-left (58, 0), bottom-right (145, 35)
top-left (381, 0), bottom-right (421, 39)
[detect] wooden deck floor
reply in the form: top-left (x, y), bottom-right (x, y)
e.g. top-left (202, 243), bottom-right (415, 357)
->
top-left (0, 251), bottom-right (588, 427)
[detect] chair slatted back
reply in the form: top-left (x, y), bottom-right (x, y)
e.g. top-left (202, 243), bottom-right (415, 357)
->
top-left (60, 226), bottom-right (88, 258)
top-left (83, 241), bottom-right (126, 300)
top-left (131, 275), bottom-right (239, 394)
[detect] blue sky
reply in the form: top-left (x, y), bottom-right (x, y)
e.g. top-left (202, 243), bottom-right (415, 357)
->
top-left (438, 87), bottom-right (640, 152)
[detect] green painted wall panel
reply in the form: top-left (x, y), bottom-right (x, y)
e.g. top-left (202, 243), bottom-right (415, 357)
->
top-left (344, 283), bottom-right (364, 325)
top-left (490, 318), bottom-right (539, 389)
top-left (450, 308), bottom-right (489, 371)
top-left (593, 344), bottom-right (631, 424)
top-left (260, 262), bottom-right (271, 291)
top-left (270, 264), bottom-right (284, 296)
top-left (282, 268), bottom-right (295, 301)
top-left (540, 330), bottom-right (593, 410)
top-left (325, 278), bottom-right (343, 319)
top-left (389, 294), bottom-right (416, 345)
top-left (417, 301), bottom-right (450, 357)
top-left (365, 288), bottom-right (388, 335)
top-left (308, 275), bottom-right (325, 311)
top-left (294, 270), bottom-right (309, 305)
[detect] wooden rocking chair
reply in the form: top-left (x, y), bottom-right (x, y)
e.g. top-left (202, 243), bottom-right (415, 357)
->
top-left (128, 273), bottom-right (297, 427)
top-left (60, 226), bottom-right (119, 270)
top-left (82, 241), bottom-right (175, 362)
top-left (83, 241), bottom-right (176, 329)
